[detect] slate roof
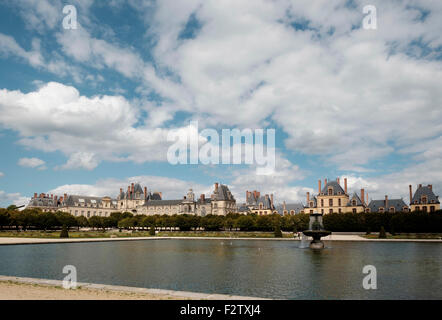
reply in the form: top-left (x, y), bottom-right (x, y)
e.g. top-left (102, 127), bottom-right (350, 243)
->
top-left (368, 198), bottom-right (408, 212)
top-left (246, 194), bottom-right (273, 209)
top-left (347, 192), bottom-right (364, 206)
top-left (27, 197), bottom-right (58, 208)
top-left (237, 205), bottom-right (251, 213)
top-left (213, 184), bottom-right (235, 201)
top-left (321, 181), bottom-right (346, 195)
top-left (275, 203), bottom-right (304, 215)
top-left (411, 185), bottom-right (440, 204)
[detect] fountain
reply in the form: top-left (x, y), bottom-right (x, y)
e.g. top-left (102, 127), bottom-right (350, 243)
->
top-left (302, 212), bottom-right (331, 249)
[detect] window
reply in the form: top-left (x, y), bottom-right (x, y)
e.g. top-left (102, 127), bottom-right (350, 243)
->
top-left (352, 200), bottom-right (356, 206)
top-left (338, 199), bottom-right (341, 206)
top-left (321, 209), bottom-right (324, 214)
top-left (290, 210), bottom-right (295, 215)
top-left (338, 208), bottom-right (342, 213)
top-left (352, 208), bottom-right (356, 213)
top-left (365, 208), bottom-right (370, 213)
top-left (389, 207), bottom-right (395, 213)
top-left (329, 199), bottom-right (333, 206)
top-left (422, 196), bottom-right (427, 204)
top-left (329, 209), bottom-right (333, 214)
top-left (321, 199), bottom-right (324, 207)
top-left (423, 206), bottom-right (428, 213)
top-left (415, 206), bottom-right (420, 211)
top-left (328, 188), bottom-right (333, 196)
top-left (310, 201), bottom-right (313, 207)
top-left (379, 207), bottom-right (384, 213)
top-left (430, 206), bottom-right (435, 212)
top-left (310, 210), bottom-right (313, 213)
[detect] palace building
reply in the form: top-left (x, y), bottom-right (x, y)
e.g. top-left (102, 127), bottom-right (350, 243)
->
top-left (26, 182), bottom-right (236, 217)
top-left (238, 190), bottom-right (275, 215)
top-left (409, 184), bottom-right (440, 212)
top-left (305, 178), bottom-right (367, 214)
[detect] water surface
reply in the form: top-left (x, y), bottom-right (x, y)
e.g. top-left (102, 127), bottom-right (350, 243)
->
top-left (0, 239), bottom-right (440, 299)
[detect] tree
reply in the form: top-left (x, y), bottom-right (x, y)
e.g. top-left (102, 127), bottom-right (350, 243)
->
top-left (149, 226), bottom-right (156, 236)
top-left (274, 223), bottom-right (283, 238)
top-left (75, 216), bottom-right (88, 230)
top-left (379, 226), bottom-right (386, 239)
top-left (235, 215), bottom-right (254, 231)
top-left (60, 224), bottom-right (69, 238)
top-left (0, 208), bottom-right (10, 229)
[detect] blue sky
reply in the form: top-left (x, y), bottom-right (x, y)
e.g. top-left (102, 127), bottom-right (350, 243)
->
top-left (0, 0), bottom-right (441, 207)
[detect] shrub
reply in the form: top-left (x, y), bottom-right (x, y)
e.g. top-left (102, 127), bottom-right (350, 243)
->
top-left (60, 225), bottom-right (69, 238)
top-left (274, 224), bottom-right (282, 238)
top-left (149, 226), bottom-right (156, 236)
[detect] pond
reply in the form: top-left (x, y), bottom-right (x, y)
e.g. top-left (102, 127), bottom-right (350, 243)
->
top-left (0, 239), bottom-right (440, 299)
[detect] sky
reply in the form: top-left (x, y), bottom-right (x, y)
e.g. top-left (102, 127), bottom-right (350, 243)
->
top-left (0, 0), bottom-right (441, 207)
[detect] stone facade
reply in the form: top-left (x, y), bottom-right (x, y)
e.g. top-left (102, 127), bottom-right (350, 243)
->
top-left (27, 182), bottom-right (236, 217)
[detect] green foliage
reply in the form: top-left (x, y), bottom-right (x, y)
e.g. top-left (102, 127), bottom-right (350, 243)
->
top-left (149, 226), bottom-right (156, 236)
top-left (274, 223), bottom-right (282, 238)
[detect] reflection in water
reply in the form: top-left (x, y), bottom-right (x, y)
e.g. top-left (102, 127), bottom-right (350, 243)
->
top-left (0, 240), bottom-right (440, 299)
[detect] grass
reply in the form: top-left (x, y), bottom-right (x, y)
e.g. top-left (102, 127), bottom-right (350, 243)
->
top-left (362, 233), bottom-right (442, 240)
top-left (0, 229), bottom-right (295, 239)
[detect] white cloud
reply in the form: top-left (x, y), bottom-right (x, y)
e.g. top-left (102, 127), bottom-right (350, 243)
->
top-left (18, 157), bottom-right (46, 169)
top-left (0, 190), bottom-right (28, 208)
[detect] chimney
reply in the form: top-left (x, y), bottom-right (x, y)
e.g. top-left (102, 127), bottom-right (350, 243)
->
top-left (34, 193), bottom-right (37, 198)
top-left (159, 192), bottom-right (162, 199)
top-left (385, 195), bottom-right (388, 209)
top-left (127, 186), bottom-right (130, 197)
top-left (59, 196), bottom-right (63, 203)
top-left (246, 190), bottom-right (249, 201)
top-left (215, 182), bottom-right (219, 192)
top-left (428, 184), bottom-right (432, 191)
top-left (54, 195), bottom-right (58, 203)
top-left (253, 190), bottom-right (257, 199)
top-left (51, 194), bottom-right (53, 199)
top-left (324, 178), bottom-right (327, 185)
top-left (120, 188), bottom-right (123, 194)
top-left (144, 186), bottom-right (147, 198)
top-left (360, 189), bottom-right (365, 205)
top-left (344, 178), bottom-right (348, 194)
top-left (409, 185), bottom-right (413, 204)
top-left (283, 201), bottom-right (286, 210)
top-left (365, 193), bottom-right (368, 205)
top-left (131, 183), bottom-right (134, 193)
top-left (318, 180), bottom-right (322, 193)
top-left (257, 191), bottom-right (260, 198)
top-left (40, 193), bottom-right (44, 198)
top-left (200, 194), bottom-right (205, 201)
top-left (270, 194), bottom-right (274, 207)
top-left (64, 193), bottom-right (67, 201)
top-left (418, 184), bottom-right (422, 189)
top-left (307, 192), bottom-right (310, 203)
top-left (337, 177), bottom-right (340, 185)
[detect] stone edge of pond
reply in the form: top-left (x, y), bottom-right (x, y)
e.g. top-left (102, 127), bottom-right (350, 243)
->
top-left (0, 275), bottom-right (269, 300)
top-left (0, 235), bottom-right (441, 245)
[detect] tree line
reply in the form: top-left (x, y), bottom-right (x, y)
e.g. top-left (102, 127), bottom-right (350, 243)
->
top-left (0, 206), bottom-right (441, 233)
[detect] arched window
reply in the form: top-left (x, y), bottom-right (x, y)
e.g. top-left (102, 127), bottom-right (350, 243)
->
top-left (352, 200), bottom-right (356, 206)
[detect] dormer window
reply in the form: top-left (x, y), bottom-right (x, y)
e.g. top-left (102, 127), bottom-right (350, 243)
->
top-left (310, 201), bottom-right (313, 207)
top-left (352, 200), bottom-right (356, 206)
top-left (422, 196), bottom-right (427, 204)
top-left (328, 188), bottom-right (333, 196)
top-left (379, 207), bottom-right (384, 213)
